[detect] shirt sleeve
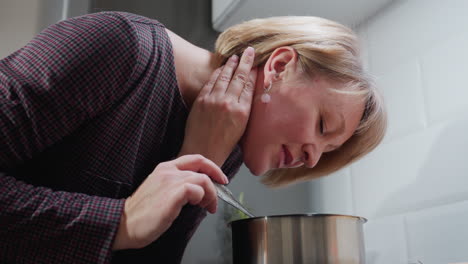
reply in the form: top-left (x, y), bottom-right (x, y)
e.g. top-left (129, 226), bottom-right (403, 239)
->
top-left (0, 12), bottom-right (152, 263)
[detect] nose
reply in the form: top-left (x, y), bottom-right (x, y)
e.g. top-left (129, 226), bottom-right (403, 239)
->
top-left (302, 144), bottom-right (322, 168)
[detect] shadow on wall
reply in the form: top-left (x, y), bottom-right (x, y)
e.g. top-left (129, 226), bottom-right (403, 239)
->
top-left (36, 0), bottom-right (65, 33)
top-left (376, 116), bottom-right (468, 216)
top-left (92, 0), bottom-right (218, 50)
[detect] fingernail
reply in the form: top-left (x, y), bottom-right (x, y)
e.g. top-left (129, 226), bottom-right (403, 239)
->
top-left (245, 46), bottom-right (254, 56)
top-left (224, 175), bottom-right (229, 184)
top-left (230, 55), bottom-right (239, 62)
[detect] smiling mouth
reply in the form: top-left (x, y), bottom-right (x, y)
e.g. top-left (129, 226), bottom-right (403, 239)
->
top-left (282, 145), bottom-right (293, 167)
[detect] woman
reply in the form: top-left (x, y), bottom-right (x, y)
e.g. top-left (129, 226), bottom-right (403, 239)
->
top-left (0, 12), bottom-right (385, 264)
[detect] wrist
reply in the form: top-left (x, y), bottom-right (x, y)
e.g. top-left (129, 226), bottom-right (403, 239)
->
top-left (112, 199), bottom-right (132, 251)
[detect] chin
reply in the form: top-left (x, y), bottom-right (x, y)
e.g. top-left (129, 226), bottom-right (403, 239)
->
top-left (243, 159), bottom-right (267, 176)
top-left (240, 142), bottom-right (270, 176)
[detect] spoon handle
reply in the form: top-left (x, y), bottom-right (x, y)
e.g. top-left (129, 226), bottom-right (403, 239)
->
top-left (214, 183), bottom-right (255, 218)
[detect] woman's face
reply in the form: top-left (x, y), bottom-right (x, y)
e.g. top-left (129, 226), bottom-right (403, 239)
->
top-left (240, 51), bottom-right (365, 176)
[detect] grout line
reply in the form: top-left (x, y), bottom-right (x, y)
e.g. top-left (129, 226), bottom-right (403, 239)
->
top-left (416, 57), bottom-right (429, 128)
top-left (348, 167), bottom-right (356, 215)
top-left (403, 215), bottom-right (413, 263)
top-left (361, 27), bottom-right (372, 73)
top-left (307, 180), bottom-right (314, 212)
top-left (383, 196), bottom-right (468, 218)
top-left (61, 0), bottom-right (70, 20)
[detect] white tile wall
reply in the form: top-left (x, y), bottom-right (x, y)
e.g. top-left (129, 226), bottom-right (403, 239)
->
top-left (364, 215), bottom-right (408, 264)
top-left (309, 0), bottom-right (468, 263)
top-left (421, 35), bottom-right (468, 124)
top-left (376, 59), bottom-right (426, 141)
top-left (351, 124), bottom-right (443, 218)
top-left (366, 0), bottom-right (468, 76)
top-left (309, 168), bottom-right (354, 215)
top-left (406, 200), bottom-right (468, 264)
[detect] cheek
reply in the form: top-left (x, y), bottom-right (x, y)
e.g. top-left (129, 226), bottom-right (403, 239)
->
top-left (287, 118), bottom-right (315, 138)
top-left (240, 135), bottom-right (269, 176)
top-left (246, 100), bottom-right (313, 144)
top-left (241, 117), bottom-right (271, 154)
top-left (272, 109), bottom-right (314, 141)
top-left (240, 106), bottom-right (278, 175)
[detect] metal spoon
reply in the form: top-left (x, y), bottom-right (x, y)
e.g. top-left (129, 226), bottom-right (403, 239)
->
top-left (213, 183), bottom-right (255, 218)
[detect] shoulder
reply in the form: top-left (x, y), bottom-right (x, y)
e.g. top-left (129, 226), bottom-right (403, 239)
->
top-left (59, 12), bottom-right (168, 41)
top-left (71, 11), bottom-right (165, 26)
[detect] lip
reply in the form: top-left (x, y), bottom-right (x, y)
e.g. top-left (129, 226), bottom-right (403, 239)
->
top-left (289, 160), bottom-right (304, 168)
top-left (283, 145), bottom-right (293, 166)
top-left (278, 146), bottom-right (285, 169)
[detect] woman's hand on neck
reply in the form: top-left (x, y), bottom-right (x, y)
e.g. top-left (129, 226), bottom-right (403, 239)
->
top-left (165, 29), bottom-right (218, 109)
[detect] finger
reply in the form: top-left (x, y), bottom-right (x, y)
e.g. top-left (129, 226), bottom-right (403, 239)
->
top-left (181, 183), bottom-right (204, 206)
top-left (239, 66), bottom-right (257, 104)
top-left (198, 66), bottom-right (223, 98)
top-left (210, 55), bottom-right (239, 95)
top-left (227, 47), bottom-right (255, 98)
top-left (184, 172), bottom-right (218, 213)
top-left (173, 154), bottom-right (229, 184)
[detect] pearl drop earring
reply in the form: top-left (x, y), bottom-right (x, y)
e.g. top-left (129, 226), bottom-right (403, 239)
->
top-left (261, 80), bottom-right (272, 103)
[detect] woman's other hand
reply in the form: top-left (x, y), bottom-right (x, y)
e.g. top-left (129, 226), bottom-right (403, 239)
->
top-left (112, 154), bottom-right (228, 250)
top-left (179, 47), bottom-right (257, 166)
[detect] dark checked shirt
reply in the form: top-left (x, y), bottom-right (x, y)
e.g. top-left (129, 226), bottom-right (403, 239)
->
top-left (0, 12), bottom-right (242, 264)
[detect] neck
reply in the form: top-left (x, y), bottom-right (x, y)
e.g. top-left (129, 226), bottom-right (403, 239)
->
top-left (166, 29), bottom-right (218, 109)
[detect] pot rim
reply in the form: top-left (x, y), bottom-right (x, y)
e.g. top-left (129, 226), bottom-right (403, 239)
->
top-left (228, 213), bottom-right (367, 226)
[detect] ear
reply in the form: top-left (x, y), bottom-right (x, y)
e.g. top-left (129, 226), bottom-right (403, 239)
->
top-left (263, 47), bottom-right (298, 86)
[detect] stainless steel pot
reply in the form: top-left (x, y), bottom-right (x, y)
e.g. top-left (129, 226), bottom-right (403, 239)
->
top-left (230, 214), bottom-right (367, 264)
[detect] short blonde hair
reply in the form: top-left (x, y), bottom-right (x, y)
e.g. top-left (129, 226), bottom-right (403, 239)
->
top-left (215, 16), bottom-right (387, 187)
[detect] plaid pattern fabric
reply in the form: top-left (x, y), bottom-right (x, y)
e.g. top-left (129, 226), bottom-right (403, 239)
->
top-left (0, 12), bottom-right (243, 264)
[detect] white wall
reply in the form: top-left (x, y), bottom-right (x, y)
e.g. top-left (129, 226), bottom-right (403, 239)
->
top-left (309, 1), bottom-right (468, 263)
top-left (0, 0), bottom-right (89, 59)
top-left (0, 0), bottom-right (42, 59)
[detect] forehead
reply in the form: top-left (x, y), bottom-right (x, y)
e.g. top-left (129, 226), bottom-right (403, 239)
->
top-left (313, 78), bottom-right (365, 133)
top-left (312, 77), bottom-right (363, 105)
